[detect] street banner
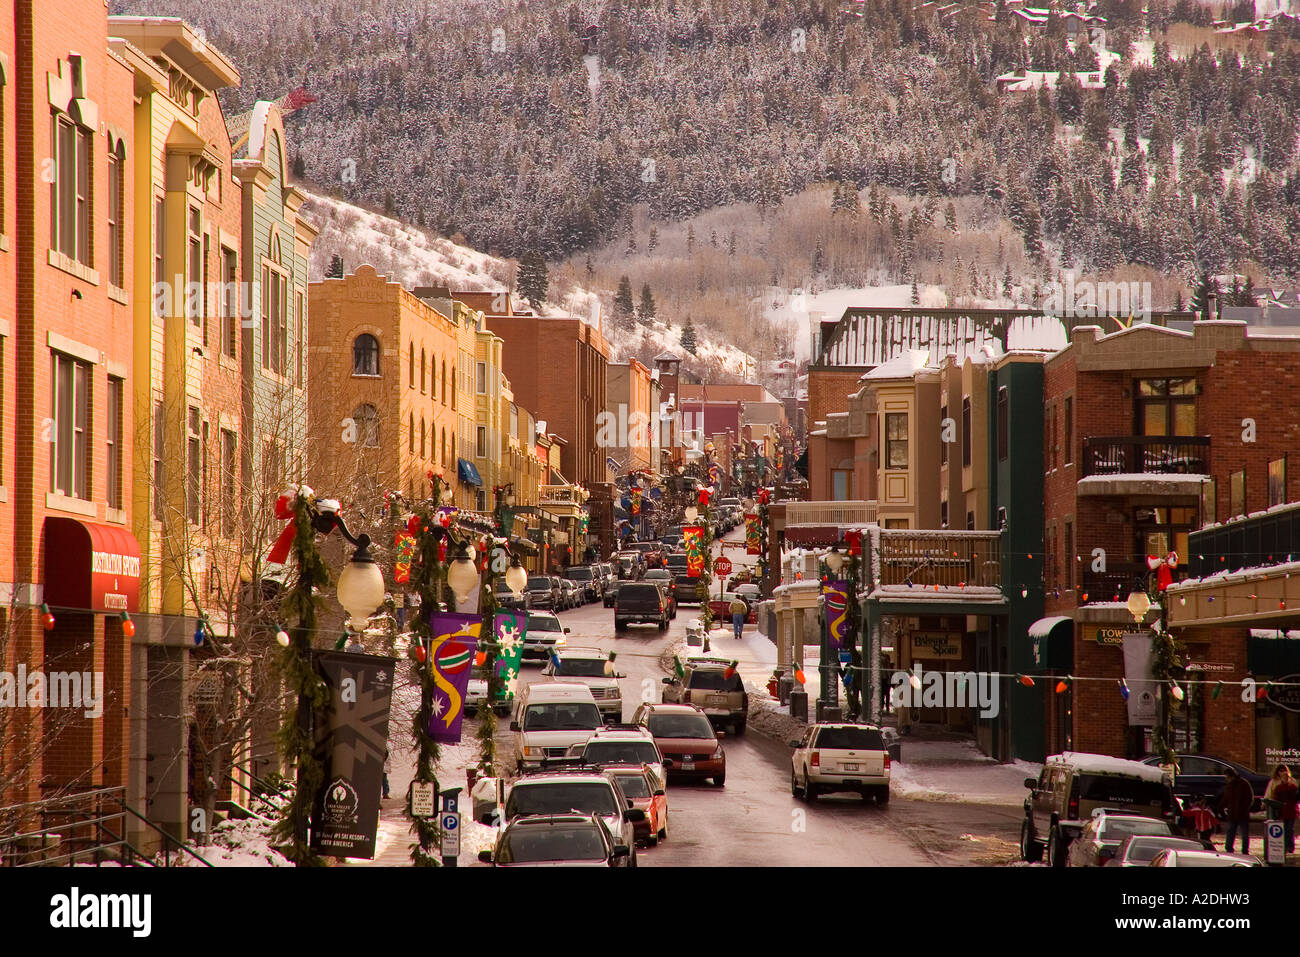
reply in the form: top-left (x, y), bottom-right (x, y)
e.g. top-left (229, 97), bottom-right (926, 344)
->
top-left (310, 650), bottom-right (397, 860)
top-left (683, 525), bottom-right (705, 577)
top-left (631, 487), bottom-right (642, 517)
top-left (493, 611), bottom-right (527, 701)
top-left (823, 581), bottom-right (850, 652)
top-left (709, 463), bottom-right (721, 486)
top-left (394, 531), bottom-right (417, 584)
top-left (745, 513), bottom-right (760, 555)
top-left (427, 612), bottom-right (480, 743)
top-left (1121, 634), bottom-right (1158, 726)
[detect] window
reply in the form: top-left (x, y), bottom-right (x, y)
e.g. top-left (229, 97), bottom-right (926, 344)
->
top-left (277, 273), bottom-right (288, 372)
top-left (221, 429), bottom-right (237, 538)
top-left (1064, 520), bottom-right (1073, 589)
top-left (421, 418), bottom-right (427, 459)
top-left (476, 361), bottom-right (487, 394)
top-left (295, 290), bottom-right (304, 387)
top-left (106, 377), bottom-right (123, 510)
top-left (961, 397), bottom-right (971, 467)
top-left (1135, 506), bottom-right (1196, 568)
top-left (884, 518), bottom-right (909, 529)
top-left (154, 198), bottom-right (165, 316)
top-left (940, 500), bottom-right (949, 528)
top-left (451, 365), bottom-right (456, 409)
top-left (885, 412), bottom-right (908, 469)
top-left (188, 207), bottom-right (201, 327)
top-left (153, 399), bottom-right (165, 520)
top-left (966, 510), bottom-right (975, 531)
top-left (409, 344), bottom-right (415, 389)
top-left (187, 406), bottom-right (201, 524)
top-left (1269, 458), bottom-right (1286, 508)
top-left (51, 115), bottom-right (92, 265)
top-left (261, 265), bottom-right (270, 368)
top-left (1050, 404), bottom-right (1058, 470)
top-left (1063, 396), bottom-right (1073, 465)
top-left (996, 387), bottom-right (1008, 460)
top-left (1137, 377), bottom-right (1198, 436)
top-left (1045, 525), bottom-right (1055, 589)
top-left (409, 413), bottom-right (415, 454)
top-left (1230, 470), bottom-right (1246, 517)
top-left (352, 334), bottom-right (380, 376)
top-left (832, 469), bottom-right (851, 501)
top-left (441, 427), bottom-right (446, 465)
top-left (107, 145), bottom-right (124, 287)
top-left (352, 404), bottom-right (379, 447)
top-left (51, 353), bottom-right (91, 499)
top-left (201, 420), bottom-right (210, 528)
top-left (221, 248), bottom-right (237, 358)
top-left (477, 426), bottom-right (487, 458)
top-left (940, 404), bottom-right (948, 466)
top-left (442, 360), bottom-right (447, 404)
top-left (1201, 477), bottom-right (1216, 527)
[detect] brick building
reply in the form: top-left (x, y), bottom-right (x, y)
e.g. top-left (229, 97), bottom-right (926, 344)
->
top-left (606, 358), bottom-right (660, 477)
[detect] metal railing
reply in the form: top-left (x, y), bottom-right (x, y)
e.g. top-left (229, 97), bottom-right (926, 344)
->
top-left (1081, 435), bottom-right (1210, 478)
top-left (784, 501), bottom-right (879, 525)
top-left (1189, 502), bottom-right (1300, 577)
top-left (876, 530), bottom-right (1002, 588)
top-left (1078, 561), bottom-right (1190, 603)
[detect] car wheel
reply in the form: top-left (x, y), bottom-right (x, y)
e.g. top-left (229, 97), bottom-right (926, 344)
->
top-left (1047, 826), bottom-right (1067, 869)
top-left (1020, 819), bottom-right (1043, 863)
top-left (713, 773), bottom-right (726, 787)
top-left (876, 786), bottom-right (890, 805)
top-left (734, 719), bottom-right (746, 737)
top-left (658, 817), bottom-right (668, 842)
top-left (806, 782), bottom-right (820, 802)
top-left (658, 620), bottom-right (668, 631)
top-left (791, 770), bottom-right (803, 798)
top-left (646, 830), bottom-right (658, 848)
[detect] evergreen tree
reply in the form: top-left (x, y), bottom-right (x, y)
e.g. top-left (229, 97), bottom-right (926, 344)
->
top-left (614, 275), bottom-right (635, 327)
top-left (1190, 271), bottom-right (1218, 319)
top-left (686, 224), bottom-right (695, 254)
top-left (727, 231), bottom-right (737, 257)
top-left (1003, 264), bottom-right (1014, 297)
top-left (291, 154), bottom-right (306, 179)
top-left (638, 283), bottom-right (656, 322)
top-left (911, 279), bottom-right (920, 305)
top-left (648, 226), bottom-right (658, 252)
top-left (681, 319), bottom-right (698, 355)
top-left (585, 255), bottom-right (594, 284)
top-left (327, 254), bottom-right (344, 279)
top-left (384, 191), bottom-right (396, 216)
top-left (944, 201), bottom-right (958, 233)
top-left (517, 250), bottom-right (549, 307)
top-left (710, 229), bottom-right (718, 247)
top-left (812, 240), bottom-right (825, 276)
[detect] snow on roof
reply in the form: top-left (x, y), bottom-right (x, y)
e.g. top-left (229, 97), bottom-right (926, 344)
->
top-left (1250, 629), bottom-right (1300, 639)
top-left (1029, 615), bottom-right (1072, 638)
top-left (864, 348), bottom-right (935, 380)
top-left (1199, 499), bottom-right (1300, 533)
top-left (1168, 558), bottom-right (1300, 589)
top-left (1049, 752), bottom-right (1168, 782)
top-left (868, 585), bottom-right (1005, 600)
top-left (1076, 473), bottom-right (1208, 487)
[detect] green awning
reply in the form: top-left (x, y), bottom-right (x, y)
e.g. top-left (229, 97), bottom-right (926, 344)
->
top-left (1028, 615), bottom-right (1074, 671)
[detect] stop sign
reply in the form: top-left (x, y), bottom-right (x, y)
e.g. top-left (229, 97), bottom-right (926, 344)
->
top-left (714, 557), bottom-right (733, 576)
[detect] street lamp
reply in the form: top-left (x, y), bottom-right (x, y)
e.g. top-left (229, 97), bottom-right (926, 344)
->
top-left (336, 537), bottom-right (386, 631)
top-left (823, 548), bottom-right (847, 576)
top-left (505, 553), bottom-right (528, 598)
top-left (684, 505), bottom-right (698, 522)
top-left (447, 544), bottom-right (481, 603)
top-left (1126, 588), bottom-right (1151, 623)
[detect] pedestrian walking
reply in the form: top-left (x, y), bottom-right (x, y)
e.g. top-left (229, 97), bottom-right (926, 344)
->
top-left (396, 591), bottom-right (409, 631)
top-left (1189, 794), bottom-right (1217, 846)
top-left (382, 749), bottom-right (392, 800)
top-left (1265, 764), bottom-right (1299, 853)
top-left (1222, 768), bottom-right (1255, 854)
top-left (729, 596), bottom-right (747, 639)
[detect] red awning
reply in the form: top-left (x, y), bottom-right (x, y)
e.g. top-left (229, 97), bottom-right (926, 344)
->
top-left (44, 517), bottom-right (142, 613)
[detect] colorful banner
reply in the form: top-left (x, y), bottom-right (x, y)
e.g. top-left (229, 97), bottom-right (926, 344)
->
top-left (310, 650), bottom-right (397, 860)
top-left (394, 531), bottom-right (417, 584)
top-left (823, 581), bottom-right (851, 653)
top-left (708, 463), bottom-right (721, 486)
top-left (427, 613), bottom-right (480, 743)
top-left (631, 487), bottom-right (642, 517)
top-left (744, 513), bottom-right (760, 555)
top-left (493, 611), bottom-right (527, 702)
top-left (683, 524), bottom-right (705, 578)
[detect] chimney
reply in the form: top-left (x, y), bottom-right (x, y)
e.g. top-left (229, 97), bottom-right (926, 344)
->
top-left (1206, 286), bottom-right (1218, 321)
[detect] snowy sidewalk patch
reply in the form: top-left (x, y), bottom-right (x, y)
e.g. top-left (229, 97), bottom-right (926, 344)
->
top-left (889, 738), bottom-right (1038, 807)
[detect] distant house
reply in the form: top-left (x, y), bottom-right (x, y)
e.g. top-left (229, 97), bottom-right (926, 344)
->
top-left (994, 69), bottom-right (1106, 94)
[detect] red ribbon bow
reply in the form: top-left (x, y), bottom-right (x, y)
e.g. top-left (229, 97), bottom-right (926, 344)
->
top-left (267, 494), bottom-right (298, 565)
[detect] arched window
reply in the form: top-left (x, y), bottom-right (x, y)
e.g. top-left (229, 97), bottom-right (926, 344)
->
top-left (409, 343), bottom-right (415, 388)
top-left (441, 427), bottom-right (446, 465)
top-left (421, 349), bottom-right (427, 393)
top-left (351, 404), bottom-right (379, 447)
top-left (352, 333), bottom-right (380, 376)
top-left (420, 418), bottom-right (427, 459)
top-left (451, 365), bottom-right (456, 410)
top-left (409, 413), bottom-right (415, 454)
top-left (442, 360), bottom-right (448, 405)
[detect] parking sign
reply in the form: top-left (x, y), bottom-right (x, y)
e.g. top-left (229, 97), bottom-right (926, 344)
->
top-left (441, 810), bottom-right (461, 858)
top-left (1266, 821), bottom-right (1285, 865)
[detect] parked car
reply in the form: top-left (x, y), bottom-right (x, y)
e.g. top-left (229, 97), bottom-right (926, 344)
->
top-left (511, 683), bottom-right (604, 772)
top-left (673, 574), bottom-right (703, 605)
top-left (521, 611), bottom-right (568, 662)
top-left (603, 580), bottom-right (622, 608)
top-left (526, 575), bottom-right (561, 610)
top-left (661, 659), bottom-right (748, 735)
top-left (540, 646), bottom-right (625, 723)
top-left (497, 770), bottom-right (643, 865)
top-left (558, 577), bottom-right (582, 610)
top-left (477, 813), bottom-right (630, 867)
top-left (633, 702), bottom-right (725, 787)
top-left (599, 562), bottom-right (618, 592)
top-left (665, 553), bottom-right (689, 574)
top-left (1148, 848), bottom-right (1261, 867)
top-left (789, 722), bottom-right (890, 804)
top-left (465, 661), bottom-right (512, 716)
top-left (707, 591), bottom-right (757, 624)
top-left (614, 552), bottom-right (644, 580)
top-left (563, 566), bottom-right (600, 603)
top-left (614, 582), bottom-right (670, 632)
top-left (1140, 754), bottom-right (1268, 816)
top-left (568, 725), bottom-right (667, 784)
top-left (494, 579), bottom-right (532, 612)
top-left (628, 541), bottom-right (666, 568)
top-left (605, 765), bottom-right (669, 847)
top-left (1022, 752), bottom-right (1177, 868)
top-left (733, 582), bottom-right (761, 604)
top-left (1067, 811), bottom-right (1178, 867)
top-left (1106, 835), bottom-right (1208, 867)
top-left (643, 571), bottom-right (677, 618)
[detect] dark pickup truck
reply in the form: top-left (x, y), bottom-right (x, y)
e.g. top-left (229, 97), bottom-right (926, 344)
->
top-left (614, 582), bottom-right (670, 633)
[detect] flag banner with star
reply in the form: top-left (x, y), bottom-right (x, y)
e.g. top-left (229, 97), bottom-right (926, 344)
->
top-left (683, 525), bottom-right (705, 577)
top-left (393, 531), bottom-right (417, 584)
top-left (427, 613), bottom-right (480, 743)
top-left (309, 650), bottom-right (397, 860)
top-left (493, 611), bottom-right (527, 702)
top-left (823, 581), bottom-right (850, 652)
top-left (744, 513), bottom-right (760, 555)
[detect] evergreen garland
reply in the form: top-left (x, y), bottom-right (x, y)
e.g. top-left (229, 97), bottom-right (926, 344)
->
top-left (1147, 582), bottom-right (1183, 769)
top-left (406, 490), bottom-right (447, 866)
top-left (475, 543), bottom-right (501, 777)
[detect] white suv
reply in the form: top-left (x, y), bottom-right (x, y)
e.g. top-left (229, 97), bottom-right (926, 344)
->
top-left (511, 683), bottom-right (604, 772)
top-left (539, 646), bottom-right (625, 723)
top-left (567, 725), bottom-right (666, 784)
top-left (789, 722), bottom-right (891, 804)
top-left (503, 770), bottom-right (644, 866)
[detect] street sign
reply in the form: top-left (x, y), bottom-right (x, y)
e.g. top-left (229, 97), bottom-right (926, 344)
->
top-left (440, 811), bottom-right (461, 859)
top-left (714, 557), bottom-right (733, 576)
top-left (410, 781), bottom-right (435, 818)
top-left (1266, 821), bottom-right (1285, 865)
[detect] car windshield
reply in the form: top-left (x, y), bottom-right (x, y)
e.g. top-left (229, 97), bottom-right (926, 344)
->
top-left (498, 824), bottom-right (607, 863)
top-left (1077, 775), bottom-right (1172, 812)
top-left (612, 775), bottom-right (650, 798)
top-left (585, 741), bottom-right (661, 765)
top-left (527, 615), bottom-right (561, 633)
top-left (555, 659), bottom-right (608, 677)
top-left (522, 702), bottom-right (602, 731)
top-left (647, 713), bottom-right (715, 739)
top-left (620, 585), bottom-right (659, 600)
top-left (527, 577), bottom-right (552, 590)
top-left (645, 570), bottom-right (671, 580)
top-left (1125, 838), bottom-right (1203, 863)
top-left (816, 727), bottom-right (886, 750)
top-left (687, 670), bottom-right (743, 692)
top-left (1100, 818), bottom-right (1174, 841)
top-left (565, 568), bottom-right (593, 580)
top-left (507, 783), bottom-right (619, 818)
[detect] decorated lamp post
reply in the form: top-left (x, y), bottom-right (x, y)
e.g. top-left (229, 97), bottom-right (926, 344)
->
top-left (1127, 552), bottom-right (1183, 769)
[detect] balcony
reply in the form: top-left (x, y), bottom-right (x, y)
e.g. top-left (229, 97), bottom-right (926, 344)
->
top-left (784, 501), bottom-right (879, 525)
top-left (876, 530), bottom-right (1002, 589)
top-left (1078, 560), bottom-right (1189, 605)
top-left (1187, 501), bottom-right (1300, 578)
top-left (1078, 435), bottom-right (1210, 497)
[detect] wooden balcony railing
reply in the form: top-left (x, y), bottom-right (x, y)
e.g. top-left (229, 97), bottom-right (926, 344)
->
top-left (876, 530), bottom-right (1002, 588)
top-left (784, 501), bottom-right (878, 525)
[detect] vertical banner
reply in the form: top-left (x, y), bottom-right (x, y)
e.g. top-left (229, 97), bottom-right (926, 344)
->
top-left (310, 651), bottom-right (397, 860)
top-left (683, 525), bottom-right (705, 577)
top-left (823, 581), bottom-right (850, 652)
top-left (393, 531), bottom-right (416, 584)
top-left (630, 487), bottom-right (642, 517)
top-left (493, 611), bottom-right (527, 702)
top-left (1121, 634), bottom-right (1158, 726)
top-left (427, 612), bottom-right (481, 743)
top-left (744, 514), bottom-right (760, 555)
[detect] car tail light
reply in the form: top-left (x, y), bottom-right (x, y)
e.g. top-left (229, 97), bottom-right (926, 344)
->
top-left (811, 751), bottom-right (820, 767)
top-left (1068, 794), bottom-right (1078, 818)
top-left (883, 752), bottom-right (890, 770)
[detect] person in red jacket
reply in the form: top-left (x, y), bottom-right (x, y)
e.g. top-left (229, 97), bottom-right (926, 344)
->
top-left (1266, 765), bottom-right (1299, 854)
top-left (1189, 794), bottom-right (1218, 845)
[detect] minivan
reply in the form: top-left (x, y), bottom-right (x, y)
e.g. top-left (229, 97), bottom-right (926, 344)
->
top-left (511, 682), bottom-right (604, 772)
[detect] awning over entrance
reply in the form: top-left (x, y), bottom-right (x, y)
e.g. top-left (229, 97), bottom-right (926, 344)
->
top-left (1027, 615), bottom-right (1073, 670)
top-left (43, 517), bottom-right (142, 613)
top-left (457, 458), bottom-right (483, 487)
